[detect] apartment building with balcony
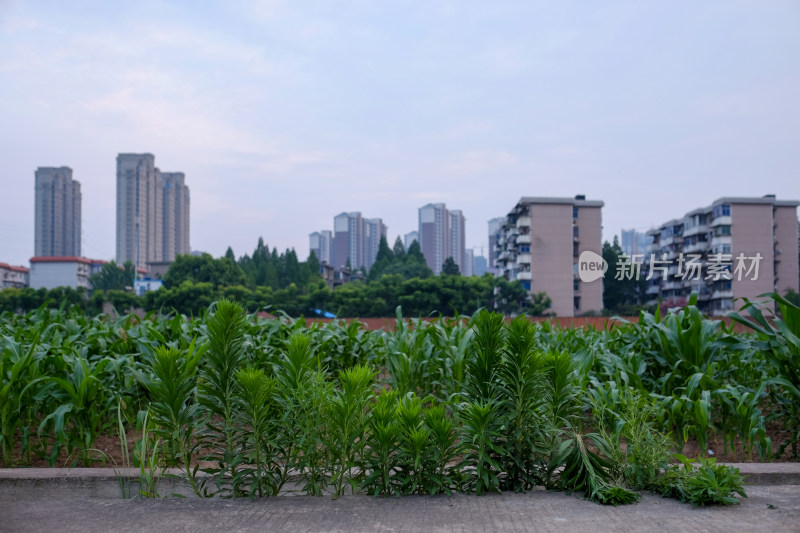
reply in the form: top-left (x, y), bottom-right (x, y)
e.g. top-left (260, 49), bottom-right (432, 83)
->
top-left (494, 196), bottom-right (604, 317)
top-left (644, 195), bottom-right (799, 315)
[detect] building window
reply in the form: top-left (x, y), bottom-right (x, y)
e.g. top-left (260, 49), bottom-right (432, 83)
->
top-left (573, 243), bottom-right (579, 257)
top-left (573, 279), bottom-right (580, 291)
top-left (520, 245), bottom-right (530, 253)
top-left (574, 296), bottom-right (581, 311)
top-left (572, 207), bottom-right (579, 219)
top-left (521, 280), bottom-right (531, 291)
top-left (573, 226), bottom-right (579, 239)
top-left (713, 204), bottom-right (731, 218)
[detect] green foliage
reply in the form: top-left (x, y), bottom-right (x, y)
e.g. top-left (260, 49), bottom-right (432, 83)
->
top-left (602, 237), bottom-right (646, 314)
top-left (656, 455), bottom-right (747, 506)
top-left (442, 257), bottom-right (460, 276)
top-left (163, 253), bottom-right (247, 289)
top-left (89, 261), bottom-right (136, 293)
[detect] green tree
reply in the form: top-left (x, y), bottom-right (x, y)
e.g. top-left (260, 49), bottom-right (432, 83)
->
top-left (392, 236), bottom-right (406, 260)
top-left (89, 260), bottom-right (136, 293)
top-left (528, 291), bottom-right (552, 316)
top-left (163, 254), bottom-right (246, 289)
top-left (602, 238), bottom-right (646, 314)
top-left (442, 257), bottom-right (460, 276)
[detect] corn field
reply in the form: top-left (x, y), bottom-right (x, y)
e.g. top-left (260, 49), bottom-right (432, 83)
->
top-left (1, 294), bottom-right (798, 504)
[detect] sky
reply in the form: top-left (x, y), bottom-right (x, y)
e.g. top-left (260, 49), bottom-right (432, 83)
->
top-left (1, 0), bottom-right (798, 267)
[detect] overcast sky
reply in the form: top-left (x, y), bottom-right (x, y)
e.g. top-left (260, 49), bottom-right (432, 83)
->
top-left (1, 0), bottom-right (798, 267)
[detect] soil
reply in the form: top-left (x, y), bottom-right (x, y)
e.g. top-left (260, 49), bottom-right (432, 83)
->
top-left (5, 424), bottom-right (796, 469)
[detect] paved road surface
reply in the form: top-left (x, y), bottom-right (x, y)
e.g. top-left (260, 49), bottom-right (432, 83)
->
top-left (2, 486), bottom-right (798, 533)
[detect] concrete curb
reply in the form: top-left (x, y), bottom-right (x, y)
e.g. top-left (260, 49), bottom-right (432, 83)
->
top-left (0, 463), bottom-right (797, 500)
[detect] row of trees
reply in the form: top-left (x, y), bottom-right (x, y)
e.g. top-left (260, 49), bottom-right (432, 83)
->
top-left (23, 236), bottom-right (542, 317)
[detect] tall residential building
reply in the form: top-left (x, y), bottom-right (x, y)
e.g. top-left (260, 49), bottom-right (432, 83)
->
top-left (34, 167), bottom-right (81, 257)
top-left (487, 217), bottom-right (504, 274)
top-left (116, 154), bottom-right (161, 270)
top-left (418, 203), bottom-right (466, 275)
top-left (161, 172), bottom-right (191, 262)
top-left (644, 195), bottom-right (799, 315)
top-left (330, 212), bottom-right (386, 271)
top-left (116, 154), bottom-right (190, 270)
top-left (620, 228), bottom-right (648, 257)
top-left (463, 248), bottom-right (474, 276)
top-left (448, 209), bottom-right (466, 274)
top-left (404, 231), bottom-right (419, 251)
top-left (494, 196), bottom-right (604, 317)
top-left (363, 218), bottom-right (387, 271)
top-left (473, 254), bottom-right (488, 277)
top-left (309, 230), bottom-right (333, 264)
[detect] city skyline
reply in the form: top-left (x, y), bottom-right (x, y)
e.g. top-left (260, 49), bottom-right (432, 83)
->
top-left (1, 1), bottom-right (798, 267)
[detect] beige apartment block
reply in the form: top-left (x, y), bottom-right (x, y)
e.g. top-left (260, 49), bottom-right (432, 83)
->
top-left (645, 195), bottom-right (799, 315)
top-left (34, 167), bottom-right (81, 257)
top-left (495, 196), bottom-right (604, 317)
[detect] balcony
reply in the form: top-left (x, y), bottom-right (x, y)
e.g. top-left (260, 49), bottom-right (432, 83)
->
top-left (516, 216), bottom-right (531, 228)
top-left (710, 235), bottom-right (732, 247)
top-left (683, 224), bottom-right (708, 238)
top-left (711, 215), bottom-right (732, 227)
top-left (711, 289), bottom-right (733, 300)
top-left (516, 234), bottom-right (531, 244)
top-left (684, 241), bottom-right (707, 254)
top-left (517, 271), bottom-right (531, 281)
top-left (646, 284), bottom-right (660, 295)
top-left (516, 254), bottom-right (531, 265)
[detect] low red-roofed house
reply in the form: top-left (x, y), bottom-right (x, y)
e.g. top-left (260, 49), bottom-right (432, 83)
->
top-left (0, 262), bottom-right (30, 289)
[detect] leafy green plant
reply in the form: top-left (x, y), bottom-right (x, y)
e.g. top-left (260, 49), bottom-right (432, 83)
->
top-left (327, 364), bottom-right (376, 496)
top-left (458, 400), bottom-right (503, 495)
top-left (234, 367), bottom-right (281, 497)
top-left (140, 343), bottom-right (204, 496)
top-left (362, 389), bottom-right (401, 496)
top-left (656, 454), bottom-right (747, 506)
top-left (197, 299), bottom-right (251, 496)
top-left (730, 293), bottom-right (800, 459)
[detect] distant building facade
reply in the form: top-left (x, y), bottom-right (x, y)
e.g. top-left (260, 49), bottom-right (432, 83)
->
top-left (487, 217), bottom-right (504, 274)
top-left (404, 231), bottom-right (419, 251)
top-left (29, 256), bottom-right (91, 290)
top-left (473, 254), bottom-right (488, 277)
top-left (116, 153), bottom-right (190, 271)
top-left (309, 230), bottom-right (333, 264)
top-left (463, 248), bottom-right (474, 276)
top-left (418, 203), bottom-right (467, 275)
top-left (34, 167), bottom-right (81, 257)
top-left (161, 172), bottom-right (191, 262)
top-left (494, 196), bottom-right (604, 317)
top-left (620, 228), bottom-right (648, 257)
top-left (331, 212), bottom-right (386, 271)
top-left (0, 263), bottom-right (29, 289)
top-left (644, 195), bottom-right (799, 315)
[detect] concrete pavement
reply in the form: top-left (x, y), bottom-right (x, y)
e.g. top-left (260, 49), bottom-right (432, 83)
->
top-left (2, 486), bottom-right (799, 533)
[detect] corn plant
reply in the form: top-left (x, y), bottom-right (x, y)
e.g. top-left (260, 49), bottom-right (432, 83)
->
top-left (730, 293), bottom-right (800, 459)
top-left (0, 334), bottom-right (39, 466)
